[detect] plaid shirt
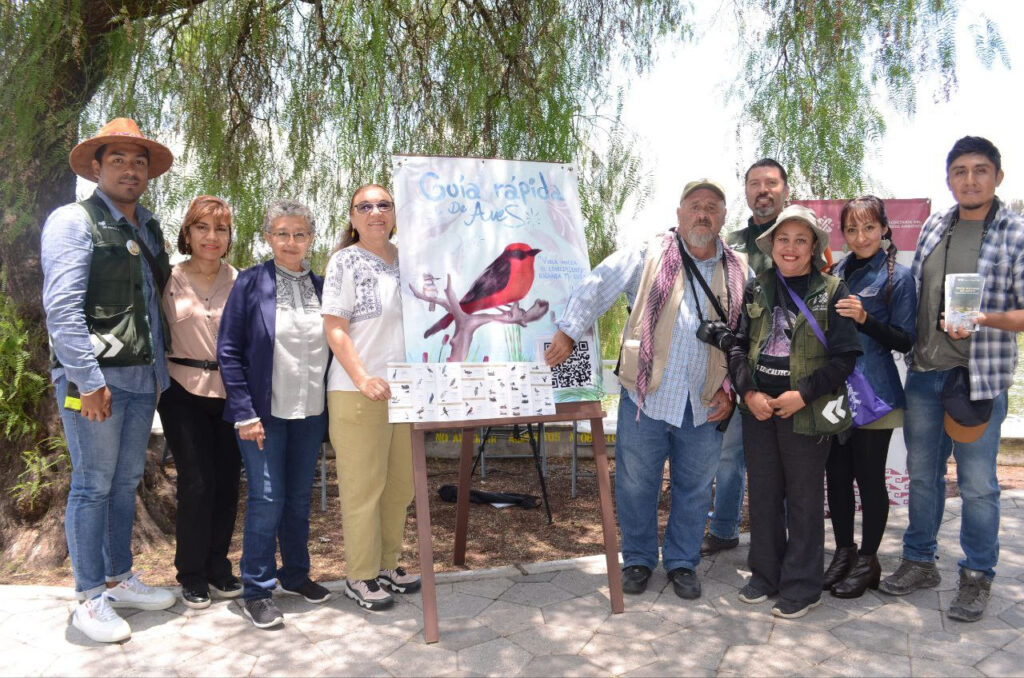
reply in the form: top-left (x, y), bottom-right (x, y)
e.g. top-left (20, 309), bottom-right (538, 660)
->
top-left (910, 198), bottom-right (1024, 399)
top-left (557, 233), bottom-right (724, 427)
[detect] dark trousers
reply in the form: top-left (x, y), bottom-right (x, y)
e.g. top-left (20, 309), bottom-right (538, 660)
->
top-left (826, 428), bottom-right (893, 556)
top-left (158, 378), bottom-right (242, 589)
top-left (742, 412), bottom-right (830, 605)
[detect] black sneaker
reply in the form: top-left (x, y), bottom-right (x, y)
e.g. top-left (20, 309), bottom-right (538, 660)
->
top-left (209, 577), bottom-right (243, 599)
top-left (700, 533), bottom-right (740, 556)
top-left (181, 582), bottom-right (211, 609)
top-left (243, 598), bottom-right (284, 629)
top-left (621, 565), bottom-right (652, 595)
top-left (946, 568), bottom-right (992, 622)
top-left (771, 596), bottom-right (821, 619)
top-left (737, 583), bottom-right (774, 604)
top-left (667, 567), bottom-right (701, 599)
top-left (878, 559), bottom-right (941, 596)
top-left (281, 579), bottom-right (331, 604)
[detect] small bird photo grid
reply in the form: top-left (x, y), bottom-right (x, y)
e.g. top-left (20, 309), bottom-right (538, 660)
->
top-left (387, 361), bottom-right (556, 424)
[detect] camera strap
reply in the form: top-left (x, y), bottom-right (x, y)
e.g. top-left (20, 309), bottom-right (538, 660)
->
top-left (675, 232), bottom-right (729, 324)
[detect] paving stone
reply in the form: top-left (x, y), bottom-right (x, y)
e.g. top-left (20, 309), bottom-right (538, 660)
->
top-left (122, 608), bottom-right (189, 641)
top-left (213, 620), bottom-right (319, 658)
top-left (767, 625), bottom-right (846, 665)
top-left (399, 584), bottom-right (453, 610)
top-left (457, 637), bottom-right (532, 676)
top-left (357, 600), bottom-right (425, 640)
top-left (650, 628), bottom-right (729, 671)
top-left (592, 610), bottom-right (680, 641)
top-left (475, 601), bottom-right (545, 636)
top-left (719, 643), bottom-right (816, 676)
top-left (438, 566), bottom-right (520, 584)
top-left (178, 600), bottom-right (250, 642)
top-left (40, 646), bottom-right (133, 678)
top-left (253, 654), bottom-right (388, 678)
top-left (976, 650), bottom-right (1024, 677)
top-left (830, 619), bottom-right (909, 657)
top-left (940, 610), bottom-right (1021, 649)
top-left (648, 592), bottom-right (719, 629)
top-left (514, 572), bottom-right (558, 583)
top-left (2, 640), bottom-right (58, 677)
top-left (287, 602), bottom-right (371, 643)
top-left (548, 569), bottom-right (607, 597)
top-left (1000, 633), bottom-right (1024, 657)
top-left (540, 594), bottom-right (610, 631)
top-left (313, 625), bottom-right (406, 664)
top-left (703, 555), bottom-right (751, 588)
top-left (508, 623), bottom-right (591, 656)
top-left (819, 648), bottom-right (911, 677)
top-left (0, 603), bottom-right (74, 652)
top-left (579, 632), bottom-right (657, 675)
top-left (514, 654), bottom-right (607, 677)
top-left (909, 656), bottom-right (984, 677)
top-left (909, 630), bottom-right (995, 665)
top-left (991, 577), bottom-right (1024, 601)
top-left (175, 646), bottom-right (258, 677)
top-left (414, 590), bottom-right (495, 620)
top-left (688, 613), bottom-right (772, 645)
top-left (453, 577), bottom-right (515, 600)
top-left (997, 602), bottom-right (1024, 630)
top-left (771, 598), bottom-right (857, 630)
top-left (857, 600), bottom-right (946, 634)
top-left (497, 582), bottom-right (576, 608)
top-left (620, 659), bottom-right (714, 677)
top-left (122, 633), bottom-right (205, 670)
top-left (380, 642), bottom-right (458, 677)
top-left (407, 618), bottom-right (498, 652)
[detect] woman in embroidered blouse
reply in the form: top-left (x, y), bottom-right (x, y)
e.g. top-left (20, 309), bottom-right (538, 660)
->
top-left (823, 196), bottom-right (917, 598)
top-left (158, 195), bottom-right (241, 610)
top-left (218, 199), bottom-right (332, 630)
top-left (726, 204), bottom-right (861, 619)
top-left (322, 184), bottom-right (419, 611)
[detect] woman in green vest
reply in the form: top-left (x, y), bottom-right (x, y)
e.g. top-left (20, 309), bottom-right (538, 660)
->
top-left (726, 204), bottom-right (862, 619)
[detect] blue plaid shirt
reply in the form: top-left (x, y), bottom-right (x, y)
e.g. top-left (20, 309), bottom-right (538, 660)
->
top-left (909, 198), bottom-right (1024, 399)
top-left (557, 232), bottom-right (723, 427)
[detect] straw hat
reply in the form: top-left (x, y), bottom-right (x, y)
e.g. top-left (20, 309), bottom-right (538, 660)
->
top-left (68, 118), bottom-right (173, 180)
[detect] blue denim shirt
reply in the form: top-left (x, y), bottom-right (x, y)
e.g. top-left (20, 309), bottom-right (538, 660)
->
top-left (41, 189), bottom-right (169, 395)
top-left (833, 249), bottom-right (917, 409)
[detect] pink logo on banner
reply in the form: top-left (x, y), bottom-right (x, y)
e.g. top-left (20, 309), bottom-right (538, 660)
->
top-left (794, 199), bottom-right (931, 253)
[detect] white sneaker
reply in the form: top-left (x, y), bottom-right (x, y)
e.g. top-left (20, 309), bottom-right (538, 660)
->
top-left (103, 574), bottom-right (176, 611)
top-left (72, 596), bottom-right (131, 643)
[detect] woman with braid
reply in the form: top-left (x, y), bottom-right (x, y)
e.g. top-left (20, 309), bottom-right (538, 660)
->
top-left (823, 196), bottom-right (917, 598)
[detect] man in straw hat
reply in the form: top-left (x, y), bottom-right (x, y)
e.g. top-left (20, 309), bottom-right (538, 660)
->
top-left (41, 118), bottom-right (177, 642)
top-left (546, 179), bottom-right (748, 601)
top-left (878, 136), bottom-right (1024, 622)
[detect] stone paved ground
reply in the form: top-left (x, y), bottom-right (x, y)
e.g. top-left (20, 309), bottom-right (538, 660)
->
top-left (3, 490), bottom-right (1024, 677)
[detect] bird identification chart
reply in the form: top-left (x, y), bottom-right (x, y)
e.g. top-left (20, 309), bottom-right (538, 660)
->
top-left (391, 154), bottom-right (601, 423)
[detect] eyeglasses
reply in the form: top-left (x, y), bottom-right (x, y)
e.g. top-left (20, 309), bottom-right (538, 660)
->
top-left (353, 200), bottom-right (394, 214)
top-left (270, 231), bottom-right (312, 243)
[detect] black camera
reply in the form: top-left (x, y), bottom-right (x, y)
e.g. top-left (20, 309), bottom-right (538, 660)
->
top-left (696, 320), bottom-right (736, 352)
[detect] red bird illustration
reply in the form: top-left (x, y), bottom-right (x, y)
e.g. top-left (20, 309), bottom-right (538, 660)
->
top-left (424, 242), bottom-right (542, 338)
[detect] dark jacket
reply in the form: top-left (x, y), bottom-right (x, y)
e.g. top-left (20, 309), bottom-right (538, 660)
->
top-left (218, 259), bottom-right (324, 423)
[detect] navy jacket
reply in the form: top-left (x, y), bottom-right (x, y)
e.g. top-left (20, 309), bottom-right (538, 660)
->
top-left (218, 259), bottom-right (324, 424)
top-left (832, 249), bottom-right (917, 410)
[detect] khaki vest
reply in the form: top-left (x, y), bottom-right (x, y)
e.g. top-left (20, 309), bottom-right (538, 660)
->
top-left (618, 234), bottom-right (745, 407)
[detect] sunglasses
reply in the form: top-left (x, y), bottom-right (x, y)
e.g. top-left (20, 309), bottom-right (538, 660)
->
top-left (353, 200), bottom-right (394, 214)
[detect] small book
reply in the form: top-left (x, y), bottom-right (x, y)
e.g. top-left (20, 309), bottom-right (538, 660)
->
top-left (945, 273), bottom-right (984, 332)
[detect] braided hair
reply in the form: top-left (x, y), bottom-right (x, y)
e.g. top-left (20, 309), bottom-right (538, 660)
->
top-left (839, 195), bottom-right (898, 303)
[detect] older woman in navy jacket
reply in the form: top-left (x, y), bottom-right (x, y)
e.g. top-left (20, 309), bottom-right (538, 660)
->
top-left (218, 199), bottom-right (331, 630)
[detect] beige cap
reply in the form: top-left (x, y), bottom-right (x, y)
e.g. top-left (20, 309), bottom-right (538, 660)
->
top-left (680, 179), bottom-right (726, 202)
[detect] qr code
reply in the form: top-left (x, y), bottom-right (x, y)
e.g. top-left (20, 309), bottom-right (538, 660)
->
top-left (545, 340), bottom-right (593, 389)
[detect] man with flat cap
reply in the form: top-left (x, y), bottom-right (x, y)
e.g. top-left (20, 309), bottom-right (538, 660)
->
top-left (546, 179), bottom-right (748, 600)
top-left (42, 118), bottom-right (177, 642)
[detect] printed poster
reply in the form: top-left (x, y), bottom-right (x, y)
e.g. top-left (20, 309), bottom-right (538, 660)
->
top-left (390, 154), bottom-right (602, 423)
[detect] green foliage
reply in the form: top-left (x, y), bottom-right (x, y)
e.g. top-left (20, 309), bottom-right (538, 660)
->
top-left (732, 0), bottom-right (1008, 198)
top-left (10, 438), bottom-right (67, 515)
top-left (0, 282), bottom-right (48, 442)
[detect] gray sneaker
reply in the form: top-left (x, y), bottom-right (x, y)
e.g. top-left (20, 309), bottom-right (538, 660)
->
top-left (878, 559), bottom-right (941, 596)
top-left (947, 568), bottom-right (991, 622)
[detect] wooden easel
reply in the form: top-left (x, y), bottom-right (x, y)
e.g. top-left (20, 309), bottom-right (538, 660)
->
top-left (410, 400), bottom-right (624, 643)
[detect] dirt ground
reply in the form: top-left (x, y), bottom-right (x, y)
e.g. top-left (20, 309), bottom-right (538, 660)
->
top-left (6, 454), bottom-right (1024, 588)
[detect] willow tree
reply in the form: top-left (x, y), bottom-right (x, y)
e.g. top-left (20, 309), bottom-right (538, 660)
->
top-left (735, 0), bottom-right (1009, 198)
top-left (0, 0), bottom-right (1004, 569)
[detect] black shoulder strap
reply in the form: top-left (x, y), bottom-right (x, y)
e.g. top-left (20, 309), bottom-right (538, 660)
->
top-left (80, 193), bottom-right (168, 295)
top-left (675, 232), bottom-right (728, 322)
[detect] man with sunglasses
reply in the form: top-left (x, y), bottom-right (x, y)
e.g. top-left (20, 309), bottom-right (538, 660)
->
top-left (879, 136), bottom-right (1024, 622)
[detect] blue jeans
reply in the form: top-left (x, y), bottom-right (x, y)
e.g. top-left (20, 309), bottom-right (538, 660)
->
top-left (902, 369), bottom-right (1007, 578)
top-left (616, 391), bottom-right (723, 571)
top-left (57, 377), bottom-right (157, 600)
top-left (237, 413), bottom-right (327, 600)
top-left (709, 408), bottom-right (745, 540)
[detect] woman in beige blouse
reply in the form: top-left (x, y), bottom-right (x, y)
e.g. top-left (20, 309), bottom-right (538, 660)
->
top-left (157, 195), bottom-right (242, 609)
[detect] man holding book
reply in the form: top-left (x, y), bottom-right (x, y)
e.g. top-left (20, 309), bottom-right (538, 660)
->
top-left (879, 136), bottom-right (1024, 622)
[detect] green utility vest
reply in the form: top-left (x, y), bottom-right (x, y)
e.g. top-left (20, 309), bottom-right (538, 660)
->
top-left (49, 193), bottom-right (171, 370)
top-left (742, 268), bottom-right (851, 436)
